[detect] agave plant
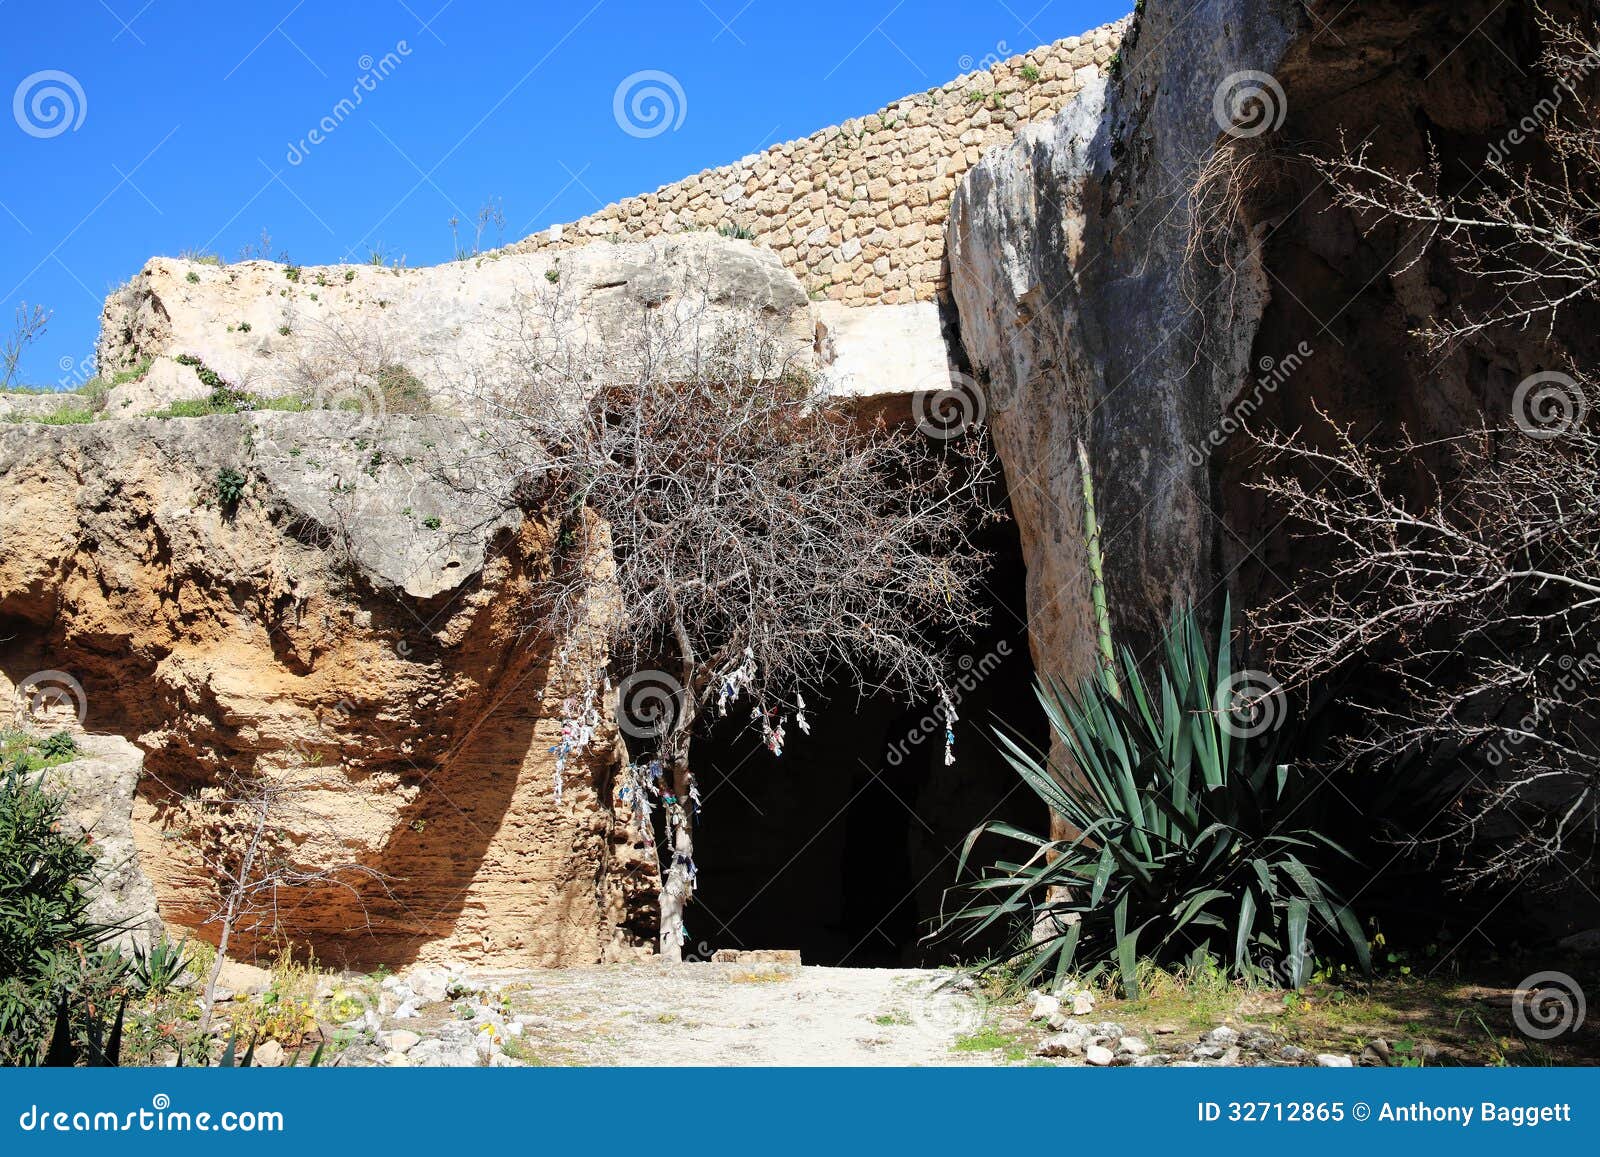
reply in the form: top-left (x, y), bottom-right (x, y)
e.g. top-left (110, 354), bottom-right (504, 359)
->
top-left (943, 602), bottom-right (1370, 995)
top-left (130, 934), bottom-right (192, 998)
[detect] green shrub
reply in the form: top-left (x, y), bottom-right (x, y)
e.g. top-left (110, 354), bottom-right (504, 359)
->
top-left (0, 730), bottom-right (81, 774)
top-left (0, 764), bottom-right (123, 1064)
top-left (944, 602), bottom-right (1369, 995)
top-left (214, 467), bottom-right (247, 513)
top-left (19, 406), bottom-right (96, 426)
top-left (37, 732), bottom-right (78, 762)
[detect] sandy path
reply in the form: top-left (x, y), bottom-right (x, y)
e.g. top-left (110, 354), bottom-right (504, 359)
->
top-left (390, 963), bottom-right (1000, 1066)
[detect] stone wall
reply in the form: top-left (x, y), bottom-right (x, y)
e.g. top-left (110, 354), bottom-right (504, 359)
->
top-left (506, 18), bottom-right (1129, 307)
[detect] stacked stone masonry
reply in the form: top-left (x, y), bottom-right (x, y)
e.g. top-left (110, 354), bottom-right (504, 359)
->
top-left (506, 19), bottom-right (1129, 306)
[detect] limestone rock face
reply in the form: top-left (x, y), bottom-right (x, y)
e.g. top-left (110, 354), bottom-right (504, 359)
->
top-left (96, 234), bottom-right (816, 417)
top-left (948, 0), bottom-right (1299, 685)
top-left (0, 413), bottom-right (657, 967)
top-left (29, 734), bottom-right (164, 954)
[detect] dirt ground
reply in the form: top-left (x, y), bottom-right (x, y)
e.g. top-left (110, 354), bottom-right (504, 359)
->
top-left (381, 963), bottom-right (995, 1066)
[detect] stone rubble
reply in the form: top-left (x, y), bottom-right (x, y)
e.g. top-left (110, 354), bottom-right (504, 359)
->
top-left (1028, 1012), bottom-right (1354, 1069)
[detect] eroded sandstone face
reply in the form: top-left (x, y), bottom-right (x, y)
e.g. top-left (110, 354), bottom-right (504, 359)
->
top-left (0, 412), bottom-right (658, 967)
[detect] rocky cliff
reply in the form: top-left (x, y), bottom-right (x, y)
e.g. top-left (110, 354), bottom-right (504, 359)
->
top-left (0, 412), bottom-right (655, 966)
top-left (7, 0), bottom-right (1588, 964)
top-left (950, 0), bottom-right (1593, 689)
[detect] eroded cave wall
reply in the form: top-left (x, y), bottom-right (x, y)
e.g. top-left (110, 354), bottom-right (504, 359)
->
top-left (1218, 0), bottom-right (1596, 610)
top-left (0, 413), bottom-right (657, 969)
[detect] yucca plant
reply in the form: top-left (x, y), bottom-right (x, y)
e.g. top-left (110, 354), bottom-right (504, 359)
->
top-left (943, 601), bottom-right (1370, 995)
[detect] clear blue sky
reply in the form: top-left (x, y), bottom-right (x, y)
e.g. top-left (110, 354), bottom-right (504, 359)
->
top-left (1, 0), bottom-right (1130, 387)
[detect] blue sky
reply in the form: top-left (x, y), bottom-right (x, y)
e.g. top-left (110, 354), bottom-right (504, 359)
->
top-left (1, 0), bottom-right (1130, 387)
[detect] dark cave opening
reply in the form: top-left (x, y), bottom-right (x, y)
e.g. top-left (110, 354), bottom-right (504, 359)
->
top-left (686, 491), bottom-right (1046, 966)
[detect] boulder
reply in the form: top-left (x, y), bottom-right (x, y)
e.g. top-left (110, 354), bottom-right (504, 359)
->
top-left (25, 733), bottom-right (163, 954)
top-left (383, 1030), bottom-right (421, 1055)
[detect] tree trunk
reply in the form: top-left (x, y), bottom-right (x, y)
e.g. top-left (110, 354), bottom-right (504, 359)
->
top-left (657, 752), bottom-right (695, 962)
top-left (197, 913), bottom-right (234, 1036)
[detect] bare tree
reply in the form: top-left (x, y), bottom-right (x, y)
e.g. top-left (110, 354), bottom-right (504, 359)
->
top-left (1249, 9), bottom-right (1600, 884)
top-left (1311, 9), bottom-right (1600, 347)
top-left (1249, 400), bottom-right (1600, 883)
top-left (185, 770), bottom-right (385, 1033)
top-left (2, 303), bottom-right (50, 390)
top-left (454, 261), bottom-right (1003, 958)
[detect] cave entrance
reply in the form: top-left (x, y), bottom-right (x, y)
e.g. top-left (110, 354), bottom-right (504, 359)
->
top-left (686, 495), bottom-right (1045, 966)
